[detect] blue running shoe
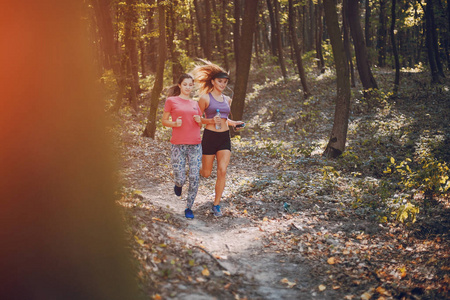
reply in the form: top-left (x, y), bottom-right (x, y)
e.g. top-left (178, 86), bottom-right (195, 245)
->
top-left (212, 205), bottom-right (223, 217)
top-left (174, 185), bottom-right (182, 196)
top-left (185, 208), bottom-right (194, 219)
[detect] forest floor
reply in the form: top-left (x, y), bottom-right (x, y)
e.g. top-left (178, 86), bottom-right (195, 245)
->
top-left (114, 65), bottom-right (450, 300)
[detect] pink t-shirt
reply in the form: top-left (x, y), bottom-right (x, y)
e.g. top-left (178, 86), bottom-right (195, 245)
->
top-left (164, 96), bottom-right (202, 145)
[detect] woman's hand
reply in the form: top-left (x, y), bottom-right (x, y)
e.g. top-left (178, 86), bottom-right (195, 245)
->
top-left (213, 114), bottom-right (221, 126)
top-left (193, 115), bottom-right (201, 125)
top-left (228, 120), bottom-right (245, 130)
top-left (175, 116), bottom-right (182, 127)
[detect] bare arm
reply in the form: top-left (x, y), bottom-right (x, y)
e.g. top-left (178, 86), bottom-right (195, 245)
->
top-left (161, 111), bottom-right (181, 127)
top-left (224, 96), bottom-right (244, 128)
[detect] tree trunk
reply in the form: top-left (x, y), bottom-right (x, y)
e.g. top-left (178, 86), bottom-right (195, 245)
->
top-left (377, 0), bottom-right (387, 67)
top-left (193, 0), bottom-right (206, 58)
top-left (342, 0), bottom-right (356, 87)
top-left (273, 0), bottom-right (287, 79)
top-left (266, 0), bottom-right (277, 57)
top-left (124, 0), bottom-right (139, 111)
top-left (234, 0), bottom-right (242, 64)
top-left (231, 0), bottom-right (258, 123)
top-left (308, 0), bottom-right (315, 52)
top-left (92, 0), bottom-right (126, 112)
top-left (167, 0), bottom-right (183, 83)
top-left (189, 4), bottom-right (199, 57)
top-left (425, 0), bottom-right (440, 83)
top-left (322, 0), bottom-right (351, 158)
top-left (365, 0), bottom-right (372, 48)
top-left (204, 0), bottom-right (213, 60)
top-left (428, 0), bottom-right (445, 78)
top-left (146, 2), bottom-right (157, 73)
top-left (288, 0), bottom-right (310, 98)
top-left (315, 0), bottom-right (325, 73)
top-left (91, 0), bottom-right (118, 72)
top-left (390, 0), bottom-right (400, 96)
top-left (139, 39), bottom-right (146, 78)
top-left (220, 0), bottom-right (230, 70)
top-left (346, 0), bottom-right (378, 91)
top-left (143, 1), bottom-right (166, 138)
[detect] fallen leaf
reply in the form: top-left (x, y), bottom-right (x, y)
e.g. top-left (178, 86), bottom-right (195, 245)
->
top-left (153, 294), bottom-right (162, 300)
top-left (134, 235), bottom-right (145, 246)
top-left (263, 217), bottom-right (269, 222)
top-left (280, 278), bottom-right (296, 288)
top-left (318, 284), bottom-right (326, 291)
top-left (327, 257), bottom-right (336, 265)
top-left (202, 268), bottom-right (210, 276)
top-left (376, 286), bottom-right (391, 296)
top-left (361, 287), bottom-right (375, 300)
top-left (332, 285), bottom-right (340, 290)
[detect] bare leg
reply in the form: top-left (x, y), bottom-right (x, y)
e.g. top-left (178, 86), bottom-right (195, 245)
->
top-left (200, 154), bottom-right (215, 178)
top-left (214, 150), bottom-right (231, 206)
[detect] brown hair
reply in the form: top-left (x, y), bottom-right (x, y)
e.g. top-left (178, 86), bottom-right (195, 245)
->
top-left (166, 73), bottom-right (194, 97)
top-left (192, 61), bottom-right (229, 95)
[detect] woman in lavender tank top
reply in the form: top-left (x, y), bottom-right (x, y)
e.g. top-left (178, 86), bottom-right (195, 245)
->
top-left (192, 62), bottom-right (245, 217)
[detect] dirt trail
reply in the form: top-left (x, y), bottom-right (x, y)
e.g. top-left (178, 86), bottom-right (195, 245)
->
top-left (137, 179), bottom-right (322, 300)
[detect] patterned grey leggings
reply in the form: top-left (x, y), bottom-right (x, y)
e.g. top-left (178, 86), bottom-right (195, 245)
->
top-left (171, 144), bottom-right (202, 209)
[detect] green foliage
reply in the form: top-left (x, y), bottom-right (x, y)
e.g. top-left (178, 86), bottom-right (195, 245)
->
top-left (394, 201), bottom-right (420, 224)
top-left (384, 155), bottom-right (450, 196)
top-left (139, 73), bottom-right (156, 92)
top-left (317, 166), bottom-right (340, 195)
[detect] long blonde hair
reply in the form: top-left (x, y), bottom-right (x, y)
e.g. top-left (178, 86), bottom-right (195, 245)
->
top-left (192, 60), bottom-right (229, 95)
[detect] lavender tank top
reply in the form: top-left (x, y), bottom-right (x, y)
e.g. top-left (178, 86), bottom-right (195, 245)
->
top-left (204, 93), bottom-right (230, 119)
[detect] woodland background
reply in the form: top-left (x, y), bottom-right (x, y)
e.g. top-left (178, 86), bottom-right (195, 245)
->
top-left (86, 0), bottom-right (450, 299)
top-left (1, 0), bottom-right (448, 299)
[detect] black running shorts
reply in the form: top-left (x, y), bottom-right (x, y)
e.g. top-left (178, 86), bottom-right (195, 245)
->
top-left (201, 129), bottom-right (231, 155)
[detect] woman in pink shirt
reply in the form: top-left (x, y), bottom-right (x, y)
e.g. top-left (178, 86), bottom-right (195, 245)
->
top-left (162, 74), bottom-right (202, 219)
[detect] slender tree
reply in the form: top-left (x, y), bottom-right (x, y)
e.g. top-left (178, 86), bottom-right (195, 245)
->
top-left (143, 0), bottom-right (167, 138)
top-left (424, 0), bottom-right (441, 82)
top-left (234, 0), bottom-right (242, 64)
top-left (231, 0), bottom-right (259, 123)
top-left (193, 0), bottom-right (207, 58)
top-left (346, 0), bottom-right (378, 91)
top-left (322, 0), bottom-right (351, 158)
top-left (365, 0), bottom-right (372, 49)
top-left (378, 0), bottom-right (387, 67)
top-left (91, 0), bottom-right (118, 72)
top-left (273, 0), bottom-right (287, 79)
top-left (390, 0), bottom-right (400, 96)
top-left (288, 0), bottom-right (310, 98)
top-left (315, 0), bottom-right (325, 73)
top-left (266, 0), bottom-right (278, 57)
top-left (124, 0), bottom-right (139, 111)
top-left (146, 0), bottom-right (157, 73)
top-left (342, 0), bottom-right (356, 87)
top-left (428, 0), bottom-right (445, 78)
top-left (204, 0), bottom-right (213, 60)
top-left (167, 0), bottom-right (183, 83)
top-left (221, 0), bottom-right (230, 70)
